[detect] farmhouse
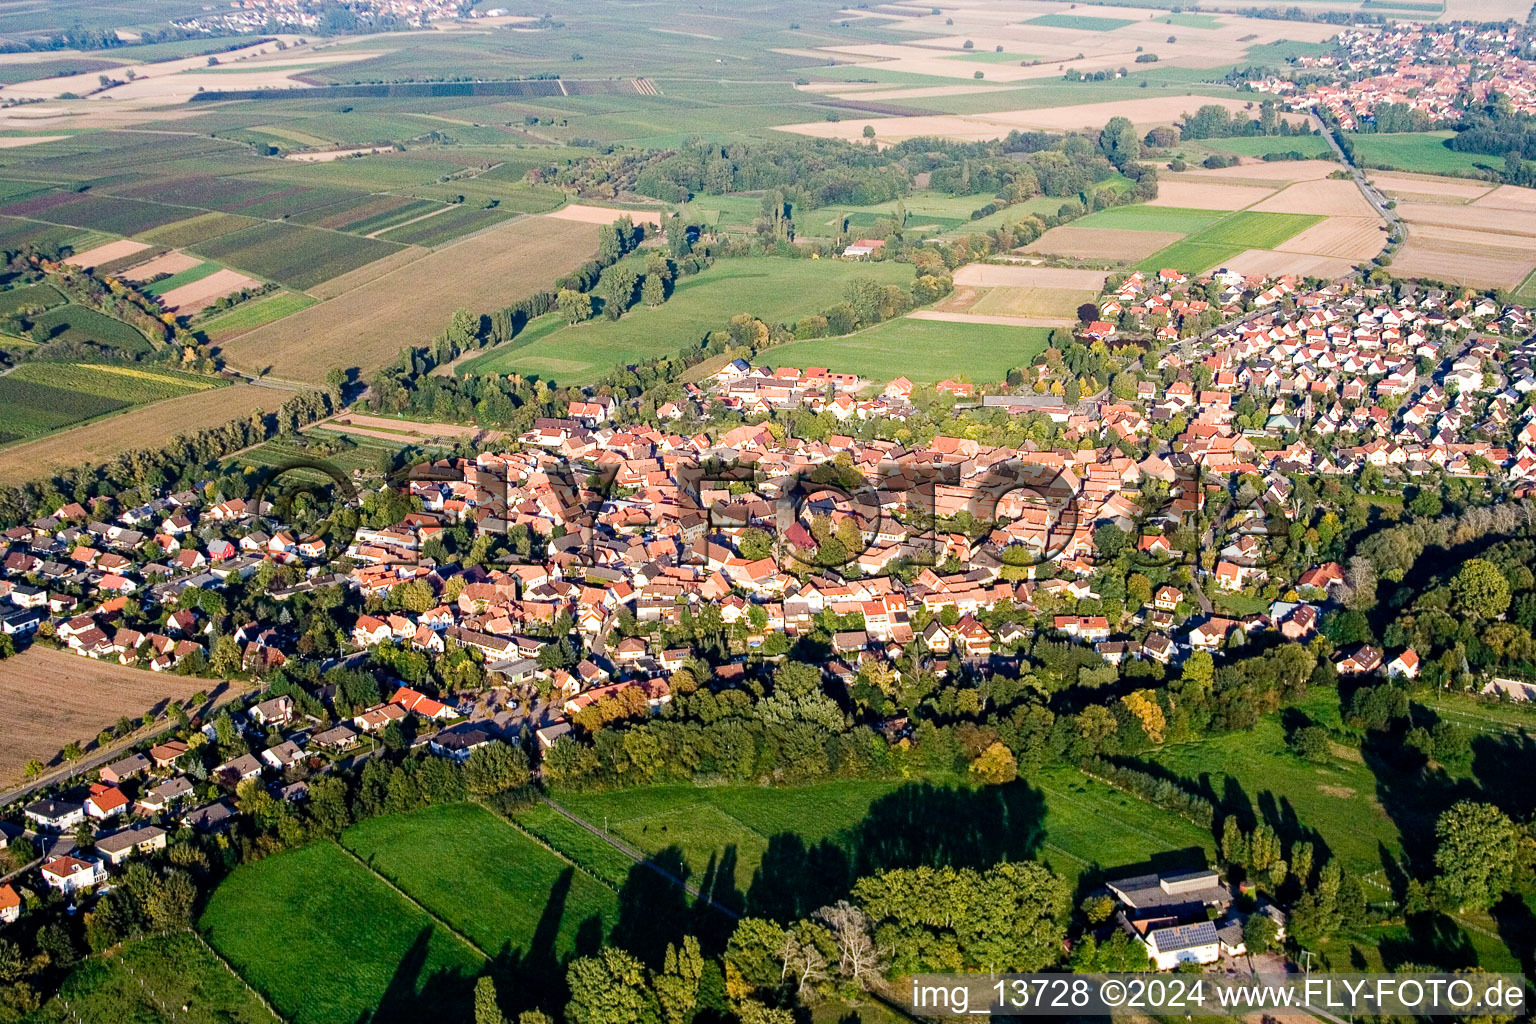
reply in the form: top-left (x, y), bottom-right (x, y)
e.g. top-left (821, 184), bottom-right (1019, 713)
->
top-left (1134, 920), bottom-right (1221, 970)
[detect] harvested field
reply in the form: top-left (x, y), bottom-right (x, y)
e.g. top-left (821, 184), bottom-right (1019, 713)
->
top-left (1220, 248), bottom-right (1358, 280)
top-left (0, 383), bottom-right (290, 486)
top-left (325, 414), bottom-right (502, 444)
top-left (1173, 159), bottom-right (1341, 182)
top-left (777, 96), bottom-right (1283, 143)
top-left (1273, 217), bottom-right (1387, 260)
top-left (546, 203), bottom-right (665, 226)
top-left (63, 239), bottom-right (150, 269)
top-left (1395, 202), bottom-right (1536, 239)
top-left (0, 135), bottom-right (61, 148)
top-left (1251, 179), bottom-right (1381, 218)
top-left (951, 264), bottom-right (1107, 290)
top-left (1391, 241), bottom-right (1534, 290)
top-left (908, 309), bottom-right (1077, 328)
top-left (1019, 226), bottom-right (1183, 261)
top-left (1471, 184), bottom-right (1536, 212)
top-left (1369, 172), bottom-right (1493, 203)
top-left (217, 216), bottom-right (596, 382)
top-left (159, 268), bottom-right (260, 314)
top-left (0, 646), bottom-right (207, 786)
top-left (969, 286), bottom-right (1097, 320)
top-left (1145, 180), bottom-right (1273, 210)
top-left (120, 251), bottom-right (201, 281)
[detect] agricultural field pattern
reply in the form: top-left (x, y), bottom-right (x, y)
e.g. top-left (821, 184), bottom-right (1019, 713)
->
top-left (2, 2), bottom-right (1536, 1024)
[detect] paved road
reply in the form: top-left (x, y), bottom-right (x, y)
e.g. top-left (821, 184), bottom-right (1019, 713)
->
top-left (1313, 111), bottom-right (1404, 247)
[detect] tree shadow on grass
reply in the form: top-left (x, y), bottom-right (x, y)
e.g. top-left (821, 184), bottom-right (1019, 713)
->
top-left (611, 844), bottom-right (694, 970)
top-left (1490, 891), bottom-right (1536, 977)
top-left (746, 832), bottom-right (851, 924)
top-left (369, 927), bottom-right (474, 1024)
top-left (1377, 911), bottom-right (1479, 972)
top-left (485, 864), bottom-right (600, 1018)
top-left (848, 779), bottom-right (1047, 876)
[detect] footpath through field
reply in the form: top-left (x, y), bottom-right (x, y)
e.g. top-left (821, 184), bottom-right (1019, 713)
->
top-left (541, 796), bottom-right (741, 920)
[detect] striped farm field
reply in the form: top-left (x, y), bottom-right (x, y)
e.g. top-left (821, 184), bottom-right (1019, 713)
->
top-left (0, 363), bottom-right (213, 444)
top-left (189, 221), bottom-right (407, 292)
top-left (139, 211), bottom-right (262, 248)
top-left (0, 383), bottom-right (287, 486)
top-left (29, 304), bottom-right (153, 353)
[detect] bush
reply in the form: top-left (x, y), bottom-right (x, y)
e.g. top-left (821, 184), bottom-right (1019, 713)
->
top-left (1287, 725), bottom-right (1331, 762)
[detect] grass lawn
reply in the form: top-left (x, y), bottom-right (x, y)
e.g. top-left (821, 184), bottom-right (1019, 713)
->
top-left (1415, 689), bottom-right (1536, 738)
top-left (1142, 688), bottom-right (1409, 877)
top-left (1024, 13), bottom-right (1133, 30)
top-left (1033, 767), bottom-right (1215, 891)
top-left (514, 801), bottom-right (642, 888)
top-left (675, 193), bottom-right (764, 231)
top-left (939, 186), bottom-right (1125, 238)
top-left (142, 260), bottom-right (220, 296)
top-left (341, 802), bottom-right (618, 958)
top-left (200, 840), bottom-right (483, 1024)
top-left (1076, 205), bottom-right (1227, 233)
top-left (955, 51), bottom-right (1036, 63)
top-left (548, 772), bottom-right (1215, 902)
top-left (43, 931), bottom-right (279, 1024)
top-left (1514, 266), bottom-right (1536, 305)
top-left (549, 779), bottom-right (909, 888)
top-left (770, 317), bottom-right (1052, 383)
top-left (1134, 211), bottom-right (1322, 274)
top-left (799, 190), bottom-right (997, 236)
top-left (199, 291), bottom-right (318, 339)
top-left (1156, 12), bottom-right (1224, 28)
top-left (456, 257), bottom-right (914, 384)
top-left (1214, 591), bottom-right (1271, 616)
top-left (1347, 131), bottom-right (1503, 175)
